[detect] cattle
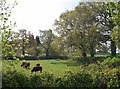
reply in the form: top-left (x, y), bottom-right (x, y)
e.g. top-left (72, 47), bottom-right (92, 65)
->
top-left (24, 62), bottom-right (30, 68)
top-left (21, 62), bottom-right (26, 67)
top-left (21, 61), bottom-right (30, 68)
top-left (31, 66), bottom-right (42, 73)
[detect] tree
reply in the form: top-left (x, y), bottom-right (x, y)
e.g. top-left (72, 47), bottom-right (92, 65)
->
top-left (87, 24), bottom-right (104, 57)
top-left (97, 2), bottom-right (118, 57)
top-left (38, 29), bottom-right (55, 57)
top-left (9, 31), bottom-right (20, 56)
top-left (54, 2), bottom-right (104, 58)
top-left (27, 31), bottom-right (37, 56)
top-left (28, 31), bottom-right (36, 48)
top-left (0, 0), bottom-right (18, 59)
top-left (36, 36), bottom-right (40, 46)
top-left (50, 36), bottom-right (66, 55)
top-left (108, 2), bottom-right (120, 49)
top-left (19, 29), bottom-right (29, 56)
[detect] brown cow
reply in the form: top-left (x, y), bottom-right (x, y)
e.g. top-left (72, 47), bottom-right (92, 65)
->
top-left (31, 66), bottom-right (42, 73)
top-left (21, 62), bottom-right (26, 67)
top-left (21, 61), bottom-right (30, 68)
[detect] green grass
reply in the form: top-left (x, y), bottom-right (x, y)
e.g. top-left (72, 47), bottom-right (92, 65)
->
top-left (3, 59), bottom-right (81, 76)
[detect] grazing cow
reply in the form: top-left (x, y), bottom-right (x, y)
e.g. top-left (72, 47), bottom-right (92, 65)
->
top-left (21, 62), bottom-right (26, 67)
top-left (21, 62), bottom-right (30, 68)
top-left (31, 66), bottom-right (42, 73)
top-left (24, 62), bottom-right (30, 68)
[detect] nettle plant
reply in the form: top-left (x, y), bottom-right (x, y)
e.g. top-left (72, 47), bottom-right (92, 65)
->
top-left (0, 0), bottom-right (18, 59)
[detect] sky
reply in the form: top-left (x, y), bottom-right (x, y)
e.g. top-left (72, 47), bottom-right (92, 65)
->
top-left (9, 0), bottom-right (80, 36)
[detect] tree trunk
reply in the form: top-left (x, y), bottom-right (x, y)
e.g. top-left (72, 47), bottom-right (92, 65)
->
top-left (46, 48), bottom-right (49, 57)
top-left (82, 52), bottom-right (87, 58)
top-left (90, 45), bottom-right (95, 57)
top-left (111, 40), bottom-right (116, 57)
top-left (82, 51), bottom-right (87, 64)
top-left (22, 47), bottom-right (25, 56)
top-left (36, 52), bottom-right (39, 56)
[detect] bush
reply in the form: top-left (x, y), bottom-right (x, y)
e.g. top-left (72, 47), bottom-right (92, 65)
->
top-left (63, 70), bottom-right (93, 87)
top-left (2, 71), bottom-right (30, 88)
top-left (2, 69), bottom-right (93, 88)
top-left (101, 57), bottom-right (120, 68)
top-left (29, 72), bottom-right (54, 87)
top-left (29, 73), bottom-right (42, 87)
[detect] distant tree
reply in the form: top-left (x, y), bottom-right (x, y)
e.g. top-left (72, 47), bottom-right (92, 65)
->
top-left (19, 29), bottom-right (29, 56)
top-left (38, 29), bottom-right (55, 57)
top-left (36, 36), bottom-right (40, 46)
top-left (50, 36), bottom-right (65, 55)
top-left (27, 31), bottom-right (37, 56)
top-left (28, 47), bottom-right (36, 56)
top-left (28, 31), bottom-right (36, 48)
top-left (35, 36), bottom-right (44, 56)
top-left (10, 31), bottom-right (20, 55)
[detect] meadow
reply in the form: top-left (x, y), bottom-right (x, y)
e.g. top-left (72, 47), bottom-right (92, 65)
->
top-left (2, 57), bottom-right (120, 88)
top-left (3, 59), bottom-right (81, 76)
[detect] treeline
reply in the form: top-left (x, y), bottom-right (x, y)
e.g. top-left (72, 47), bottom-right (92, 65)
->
top-left (1, 1), bottom-right (120, 59)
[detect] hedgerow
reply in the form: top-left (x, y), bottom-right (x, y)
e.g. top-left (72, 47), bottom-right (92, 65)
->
top-left (2, 57), bottom-right (120, 88)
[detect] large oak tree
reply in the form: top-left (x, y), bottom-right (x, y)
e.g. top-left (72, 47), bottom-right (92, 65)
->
top-left (54, 2), bottom-right (104, 58)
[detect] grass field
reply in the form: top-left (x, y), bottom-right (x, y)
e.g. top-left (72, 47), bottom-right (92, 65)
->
top-left (3, 59), bottom-right (81, 76)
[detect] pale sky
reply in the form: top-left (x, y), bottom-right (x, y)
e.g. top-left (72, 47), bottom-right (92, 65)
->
top-left (9, 0), bottom-right (80, 36)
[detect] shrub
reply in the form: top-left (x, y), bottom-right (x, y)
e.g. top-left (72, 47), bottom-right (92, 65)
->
top-left (29, 73), bottom-right (42, 87)
top-left (2, 71), bottom-right (30, 88)
top-left (101, 57), bottom-right (120, 68)
top-left (63, 70), bottom-right (93, 88)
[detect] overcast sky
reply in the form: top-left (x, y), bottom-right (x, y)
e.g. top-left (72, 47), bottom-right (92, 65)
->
top-left (10, 0), bottom-right (80, 36)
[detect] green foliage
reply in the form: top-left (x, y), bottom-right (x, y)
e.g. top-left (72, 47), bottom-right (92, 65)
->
top-left (107, 2), bottom-right (120, 49)
top-left (62, 70), bottom-right (93, 87)
top-left (2, 58), bottom-right (120, 88)
top-left (38, 29), bottom-right (55, 57)
top-left (18, 29), bottom-right (29, 56)
top-left (101, 57), bottom-right (120, 67)
top-left (50, 36), bottom-right (65, 55)
top-left (54, 2), bottom-right (107, 58)
top-left (0, 0), bottom-right (18, 59)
